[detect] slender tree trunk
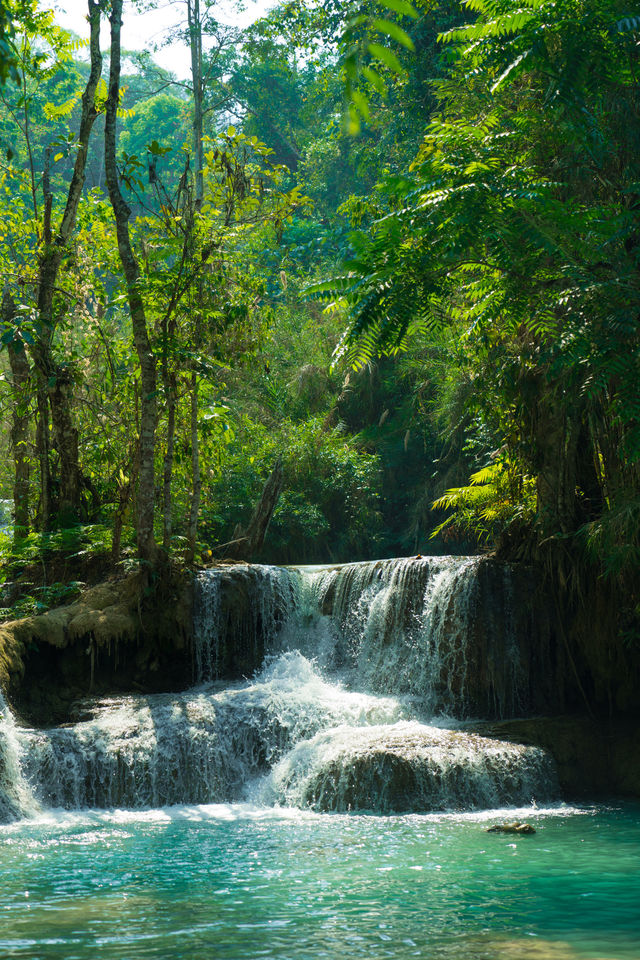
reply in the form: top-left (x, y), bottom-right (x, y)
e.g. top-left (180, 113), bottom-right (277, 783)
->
top-left (162, 371), bottom-right (177, 552)
top-left (48, 371), bottom-right (81, 525)
top-left (112, 442), bottom-right (138, 563)
top-left (104, 0), bottom-right (157, 562)
top-left (3, 292), bottom-right (31, 541)
top-left (185, 2), bottom-right (205, 557)
top-left (186, 371), bottom-right (201, 562)
top-left (161, 310), bottom-right (178, 553)
top-left (35, 379), bottom-right (51, 530)
top-left (242, 456), bottom-right (284, 556)
top-left (222, 458), bottom-right (284, 561)
top-left (187, 0), bottom-right (204, 208)
top-left (29, 0), bottom-right (103, 525)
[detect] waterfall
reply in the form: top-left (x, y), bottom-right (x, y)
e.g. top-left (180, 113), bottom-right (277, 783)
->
top-left (193, 564), bottom-right (301, 682)
top-left (193, 556), bottom-right (522, 717)
top-left (309, 556), bottom-right (483, 712)
top-left (262, 556), bottom-right (526, 718)
top-left (0, 692), bottom-right (39, 823)
top-left (17, 653), bottom-right (405, 810)
top-left (0, 556), bottom-right (559, 818)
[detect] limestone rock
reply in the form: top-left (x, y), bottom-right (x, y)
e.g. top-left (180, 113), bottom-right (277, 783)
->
top-left (487, 821), bottom-right (536, 834)
top-left (269, 721), bottom-right (559, 813)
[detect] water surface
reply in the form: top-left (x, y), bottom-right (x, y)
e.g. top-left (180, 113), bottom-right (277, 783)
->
top-left (1, 802), bottom-right (639, 960)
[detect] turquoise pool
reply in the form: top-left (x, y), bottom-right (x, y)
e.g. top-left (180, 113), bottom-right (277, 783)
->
top-left (1, 802), bottom-right (638, 960)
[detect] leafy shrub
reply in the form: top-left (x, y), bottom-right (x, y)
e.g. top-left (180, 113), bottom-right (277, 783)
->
top-left (0, 581), bottom-right (83, 622)
top-left (199, 416), bottom-right (383, 563)
top-left (430, 460), bottom-right (536, 550)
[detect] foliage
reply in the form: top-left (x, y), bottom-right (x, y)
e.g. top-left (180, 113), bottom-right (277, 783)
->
top-left (311, 0), bottom-right (640, 573)
top-left (200, 416), bottom-right (384, 563)
top-left (0, 580), bottom-right (82, 620)
top-left (0, 0), bottom-right (638, 598)
top-left (0, 0), bottom-right (17, 84)
top-left (431, 460), bottom-right (536, 548)
top-left (581, 500), bottom-right (640, 580)
top-left (0, 523), bottom-right (124, 567)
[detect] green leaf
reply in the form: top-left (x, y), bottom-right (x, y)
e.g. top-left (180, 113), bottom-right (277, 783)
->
top-left (379, 0), bottom-right (418, 18)
top-left (371, 18), bottom-right (415, 51)
top-left (350, 87), bottom-right (371, 121)
top-left (367, 42), bottom-right (404, 74)
top-left (147, 139), bottom-right (171, 156)
top-left (361, 66), bottom-right (387, 96)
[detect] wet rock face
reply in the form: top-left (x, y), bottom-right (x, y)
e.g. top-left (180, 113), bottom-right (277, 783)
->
top-left (477, 715), bottom-right (640, 800)
top-left (193, 564), bottom-right (300, 682)
top-left (268, 722), bottom-right (559, 814)
top-left (458, 560), bottom-right (567, 719)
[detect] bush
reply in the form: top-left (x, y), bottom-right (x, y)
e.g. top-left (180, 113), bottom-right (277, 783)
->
top-left (199, 416), bottom-right (383, 563)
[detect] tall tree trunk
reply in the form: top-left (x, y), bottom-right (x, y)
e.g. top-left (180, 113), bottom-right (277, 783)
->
top-left (2, 292), bottom-right (31, 541)
top-left (48, 370), bottom-right (80, 525)
top-left (186, 371), bottom-right (201, 562)
top-left (35, 379), bottom-right (51, 530)
top-left (104, 0), bottom-right (157, 562)
top-left (29, 0), bottom-right (103, 525)
top-left (162, 371), bottom-right (177, 552)
top-left (185, 3), bottom-right (205, 557)
top-left (112, 441), bottom-right (138, 563)
top-left (187, 0), bottom-right (204, 208)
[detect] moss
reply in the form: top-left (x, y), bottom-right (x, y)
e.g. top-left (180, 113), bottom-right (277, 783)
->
top-left (0, 564), bottom-right (195, 724)
top-left (0, 623), bottom-right (24, 697)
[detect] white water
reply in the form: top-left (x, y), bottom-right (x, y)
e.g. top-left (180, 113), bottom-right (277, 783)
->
top-left (263, 719), bottom-right (555, 813)
top-left (194, 557), bottom-right (525, 716)
top-left (302, 556), bottom-right (484, 710)
top-left (1, 557), bottom-right (558, 819)
top-left (0, 691), bottom-right (40, 821)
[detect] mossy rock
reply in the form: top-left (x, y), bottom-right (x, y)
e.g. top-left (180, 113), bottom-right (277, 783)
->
top-left (0, 566), bottom-right (194, 723)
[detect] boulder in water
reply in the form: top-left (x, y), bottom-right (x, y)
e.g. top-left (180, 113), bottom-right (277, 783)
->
top-left (487, 821), bottom-right (536, 834)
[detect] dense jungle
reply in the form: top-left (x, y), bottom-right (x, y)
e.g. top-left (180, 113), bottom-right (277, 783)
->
top-left (1, 0), bottom-right (639, 709)
top-left (0, 0), bottom-right (635, 565)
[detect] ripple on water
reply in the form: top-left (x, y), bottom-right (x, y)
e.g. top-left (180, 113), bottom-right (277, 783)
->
top-left (0, 803), bottom-right (639, 960)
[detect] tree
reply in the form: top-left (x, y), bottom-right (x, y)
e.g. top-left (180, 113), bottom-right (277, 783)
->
top-left (2, 290), bottom-right (30, 540)
top-left (104, 0), bottom-right (158, 562)
top-left (312, 0), bottom-right (640, 560)
top-left (0, 0), bottom-right (18, 84)
top-left (0, 0), bottom-right (103, 528)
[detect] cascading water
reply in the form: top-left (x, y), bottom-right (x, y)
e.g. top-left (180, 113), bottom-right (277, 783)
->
top-left (0, 556), bottom-right (559, 821)
top-left (192, 563), bottom-right (301, 682)
top-left (286, 556), bottom-right (485, 711)
top-left (0, 691), bottom-right (39, 822)
top-left (18, 653), bottom-right (406, 811)
top-left (264, 721), bottom-right (554, 814)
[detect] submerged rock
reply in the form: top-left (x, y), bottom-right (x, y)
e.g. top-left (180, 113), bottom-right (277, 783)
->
top-left (487, 821), bottom-right (536, 834)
